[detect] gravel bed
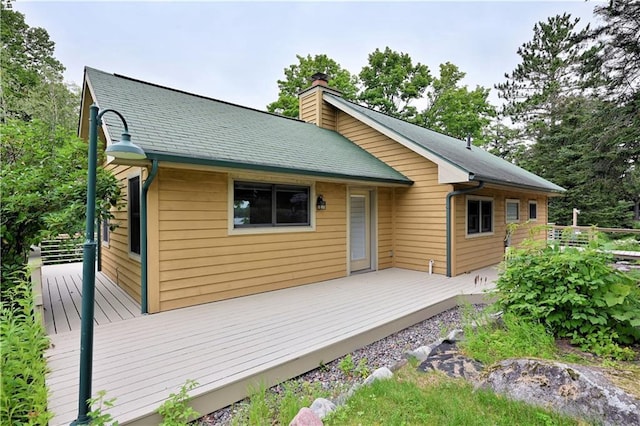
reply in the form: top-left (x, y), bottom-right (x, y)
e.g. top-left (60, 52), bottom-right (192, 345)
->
top-left (197, 305), bottom-right (483, 425)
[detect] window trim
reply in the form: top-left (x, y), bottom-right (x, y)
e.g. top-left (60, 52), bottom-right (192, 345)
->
top-left (228, 176), bottom-right (316, 235)
top-left (127, 173), bottom-right (142, 261)
top-left (505, 199), bottom-right (520, 224)
top-left (528, 200), bottom-right (538, 221)
top-left (466, 195), bottom-right (494, 238)
top-left (101, 217), bottom-right (110, 247)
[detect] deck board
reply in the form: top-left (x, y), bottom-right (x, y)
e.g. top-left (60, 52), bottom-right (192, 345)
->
top-left (45, 266), bottom-right (497, 425)
top-left (42, 263), bottom-right (142, 336)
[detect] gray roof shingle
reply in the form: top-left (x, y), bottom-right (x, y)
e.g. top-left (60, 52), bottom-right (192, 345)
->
top-left (85, 67), bottom-right (411, 185)
top-left (324, 93), bottom-right (565, 193)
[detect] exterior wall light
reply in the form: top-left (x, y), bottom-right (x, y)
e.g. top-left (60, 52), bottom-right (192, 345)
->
top-left (316, 195), bottom-right (327, 210)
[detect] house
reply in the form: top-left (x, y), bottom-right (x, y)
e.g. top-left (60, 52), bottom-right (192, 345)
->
top-left (79, 67), bottom-right (564, 314)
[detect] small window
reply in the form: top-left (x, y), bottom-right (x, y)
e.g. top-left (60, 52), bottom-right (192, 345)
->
top-left (102, 218), bottom-right (110, 245)
top-left (467, 197), bottom-right (493, 235)
top-left (529, 200), bottom-right (538, 221)
top-left (234, 181), bottom-right (309, 228)
top-left (505, 199), bottom-right (520, 223)
top-left (128, 176), bottom-right (141, 255)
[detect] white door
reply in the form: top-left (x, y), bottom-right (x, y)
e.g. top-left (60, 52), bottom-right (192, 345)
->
top-left (350, 192), bottom-right (370, 272)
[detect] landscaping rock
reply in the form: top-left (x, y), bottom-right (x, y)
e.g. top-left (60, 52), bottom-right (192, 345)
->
top-left (480, 358), bottom-right (640, 426)
top-left (363, 367), bottom-right (393, 386)
top-left (445, 328), bottom-right (465, 342)
top-left (404, 339), bottom-right (443, 362)
top-left (417, 341), bottom-right (484, 380)
top-left (289, 407), bottom-right (323, 426)
top-left (309, 398), bottom-right (336, 420)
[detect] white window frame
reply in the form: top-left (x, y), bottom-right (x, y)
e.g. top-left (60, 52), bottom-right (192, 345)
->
top-left (528, 200), bottom-right (538, 221)
top-left (127, 172), bottom-right (142, 261)
top-left (505, 199), bottom-right (520, 223)
top-left (466, 195), bottom-right (494, 237)
top-left (228, 175), bottom-right (317, 235)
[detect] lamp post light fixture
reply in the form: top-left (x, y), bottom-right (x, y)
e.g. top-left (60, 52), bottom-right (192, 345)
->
top-left (72, 104), bottom-right (145, 426)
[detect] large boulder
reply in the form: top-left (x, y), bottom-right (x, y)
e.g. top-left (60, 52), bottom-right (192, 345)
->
top-left (417, 340), bottom-right (484, 381)
top-left (480, 358), bottom-right (640, 426)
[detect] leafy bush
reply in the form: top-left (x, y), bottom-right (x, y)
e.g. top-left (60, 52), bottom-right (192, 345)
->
top-left (157, 379), bottom-right (199, 426)
top-left (1, 119), bottom-right (121, 297)
top-left (88, 390), bottom-right (119, 425)
top-left (495, 241), bottom-right (640, 359)
top-left (0, 271), bottom-right (51, 424)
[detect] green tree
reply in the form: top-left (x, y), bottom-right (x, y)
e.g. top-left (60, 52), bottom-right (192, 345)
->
top-left (0, 119), bottom-right (121, 294)
top-left (485, 122), bottom-right (525, 162)
top-left (526, 96), bottom-right (633, 227)
top-left (496, 13), bottom-right (589, 140)
top-left (358, 46), bottom-right (431, 120)
top-left (267, 53), bottom-right (358, 118)
top-left (587, 0), bottom-right (640, 101)
top-left (583, 1), bottom-right (640, 223)
top-left (418, 62), bottom-right (495, 144)
top-left (0, 0), bottom-right (65, 120)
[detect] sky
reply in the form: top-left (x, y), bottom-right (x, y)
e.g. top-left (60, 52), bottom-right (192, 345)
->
top-left (14, 0), bottom-right (605, 110)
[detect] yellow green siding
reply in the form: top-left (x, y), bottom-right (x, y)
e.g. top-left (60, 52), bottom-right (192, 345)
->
top-left (336, 111), bottom-right (452, 275)
top-left (453, 188), bottom-right (548, 274)
top-left (299, 88), bottom-right (337, 131)
top-left (156, 168), bottom-right (348, 311)
top-left (377, 187), bottom-right (394, 270)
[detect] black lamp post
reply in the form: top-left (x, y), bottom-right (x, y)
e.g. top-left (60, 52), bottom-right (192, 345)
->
top-left (71, 104), bottom-right (145, 425)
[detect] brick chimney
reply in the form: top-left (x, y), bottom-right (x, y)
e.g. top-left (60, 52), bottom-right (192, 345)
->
top-left (298, 72), bottom-right (342, 130)
top-left (311, 72), bottom-right (329, 87)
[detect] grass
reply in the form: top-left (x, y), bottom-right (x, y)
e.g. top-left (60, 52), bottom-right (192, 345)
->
top-left (459, 308), bottom-right (557, 365)
top-left (324, 369), bottom-right (581, 426)
top-left (229, 380), bottom-right (335, 426)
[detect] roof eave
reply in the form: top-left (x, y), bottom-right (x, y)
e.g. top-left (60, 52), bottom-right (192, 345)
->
top-left (470, 175), bottom-right (566, 196)
top-left (142, 151), bottom-right (414, 186)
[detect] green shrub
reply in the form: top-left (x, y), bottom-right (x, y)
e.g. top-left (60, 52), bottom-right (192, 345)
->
top-left (88, 390), bottom-right (119, 425)
top-left (0, 271), bottom-right (51, 425)
top-left (157, 379), bottom-right (199, 426)
top-left (495, 241), bottom-right (640, 359)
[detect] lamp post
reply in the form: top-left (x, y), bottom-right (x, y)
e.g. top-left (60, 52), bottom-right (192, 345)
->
top-left (72, 104), bottom-right (145, 425)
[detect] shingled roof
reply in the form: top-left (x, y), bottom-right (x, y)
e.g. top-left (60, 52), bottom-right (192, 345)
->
top-left (84, 67), bottom-right (411, 185)
top-left (324, 93), bottom-right (565, 194)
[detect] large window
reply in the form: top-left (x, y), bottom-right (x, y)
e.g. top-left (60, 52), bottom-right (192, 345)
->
top-left (467, 197), bottom-right (493, 235)
top-left (233, 181), bottom-right (310, 227)
top-left (505, 199), bottom-right (520, 223)
top-left (529, 200), bottom-right (538, 221)
top-left (128, 176), bottom-right (141, 255)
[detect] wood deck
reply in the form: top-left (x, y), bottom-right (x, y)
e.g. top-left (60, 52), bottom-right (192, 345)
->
top-left (42, 263), bottom-right (141, 335)
top-left (44, 266), bottom-right (498, 425)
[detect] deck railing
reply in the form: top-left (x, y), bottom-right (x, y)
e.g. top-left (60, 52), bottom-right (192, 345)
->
top-left (547, 225), bottom-right (640, 260)
top-left (40, 235), bottom-right (84, 265)
top-left (548, 225), bottom-right (640, 246)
